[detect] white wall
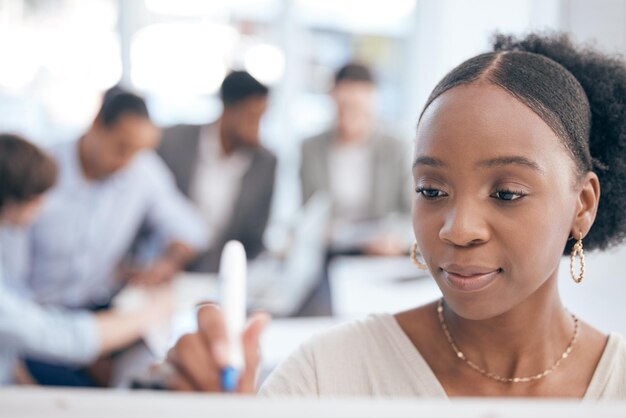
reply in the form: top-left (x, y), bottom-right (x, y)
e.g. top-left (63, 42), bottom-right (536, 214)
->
top-left (556, 0), bottom-right (626, 335)
top-left (560, 0), bottom-right (626, 55)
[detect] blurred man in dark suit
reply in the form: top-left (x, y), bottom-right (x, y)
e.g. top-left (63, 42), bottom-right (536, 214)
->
top-left (159, 71), bottom-right (276, 272)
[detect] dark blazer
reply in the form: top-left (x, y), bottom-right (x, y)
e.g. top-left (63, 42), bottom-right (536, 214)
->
top-left (158, 123), bottom-right (277, 272)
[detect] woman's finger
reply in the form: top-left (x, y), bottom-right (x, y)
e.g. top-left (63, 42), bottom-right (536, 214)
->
top-left (196, 304), bottom-right (229, 368)
top-left (167, 333), bottom-right (220, 391)
top-left (238, 312), bottom-right (271, 393)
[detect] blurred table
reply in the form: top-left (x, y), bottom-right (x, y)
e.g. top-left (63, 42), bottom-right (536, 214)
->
top-left (111, 314), bottom-right (346, 388)
top-left (2, 387), bottom-right (625, 417)
top-left (110, 247), bottom-right (626, 387)
top-left (111, 274), bottom-right (346, 387)
top-left (329, 256), bottom-right (441, 318)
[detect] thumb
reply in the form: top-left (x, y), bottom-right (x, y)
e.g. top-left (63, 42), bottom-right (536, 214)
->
top-left (238, 312), bottom-right (271, 393)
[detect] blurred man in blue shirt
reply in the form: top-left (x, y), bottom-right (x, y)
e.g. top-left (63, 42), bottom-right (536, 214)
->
top-left (159, 71), bottom-right (276, 272)
top-left (0, 134), bottom-right (174, 386)
top-left (7, 91), bottom-right (207, 309)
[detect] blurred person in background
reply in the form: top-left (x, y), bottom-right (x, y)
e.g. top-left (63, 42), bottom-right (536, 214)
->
top-left (159, 70), bottom-right (276, 272)
top-left (300, 63), bottom-right (412, 256)
top-left (0, 134), bottom-right (174, 386)
top-left (2, 91), bottom-right (206, 385)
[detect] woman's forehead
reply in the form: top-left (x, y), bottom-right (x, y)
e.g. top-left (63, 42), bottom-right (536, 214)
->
top-left (415, 82), bottom-right (569, 170)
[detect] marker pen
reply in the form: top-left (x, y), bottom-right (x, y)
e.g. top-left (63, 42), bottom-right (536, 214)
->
top-left (218, 240), bottom-right (247, 392)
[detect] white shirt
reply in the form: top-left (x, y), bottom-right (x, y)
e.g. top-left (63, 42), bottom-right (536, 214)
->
top-left (328, 140), bottom-right (372, 222)
top-left (189, 125), bottom-right (252, 249)
top-left (7, 140), bottom-right (208, 308)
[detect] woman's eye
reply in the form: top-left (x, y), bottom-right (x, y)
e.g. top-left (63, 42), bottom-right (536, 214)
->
top-left (491, 189), bottom-right (526, 201)
top-left (416, 187), bottom-right (447, 199)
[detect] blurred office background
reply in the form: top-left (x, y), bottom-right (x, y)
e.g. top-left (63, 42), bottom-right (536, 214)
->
top-left (3, 0), bottom-right (626, 226)
top-left (2, 1), bottom-right (626, 376)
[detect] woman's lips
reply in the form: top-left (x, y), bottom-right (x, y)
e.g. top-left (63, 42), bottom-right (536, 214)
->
top-left (441, 266), bottom-right (502, 292)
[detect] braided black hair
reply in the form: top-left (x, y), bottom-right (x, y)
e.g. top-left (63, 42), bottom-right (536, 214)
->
top-left (419, 33), bottom-right (626, 254)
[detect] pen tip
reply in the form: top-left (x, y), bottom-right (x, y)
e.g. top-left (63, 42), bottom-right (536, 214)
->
top-left (221, 366), bottom-right (239, 392)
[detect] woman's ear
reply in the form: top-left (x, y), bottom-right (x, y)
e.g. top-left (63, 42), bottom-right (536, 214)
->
top-left (572, 172), bottom-right (601, 237)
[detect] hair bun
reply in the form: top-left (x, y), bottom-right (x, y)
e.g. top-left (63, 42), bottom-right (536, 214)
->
top-left (493, 33), bottom-right (626, 251)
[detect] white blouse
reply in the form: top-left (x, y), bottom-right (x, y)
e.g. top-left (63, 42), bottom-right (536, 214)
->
top-left (260, 313), bottom-right (626, 399)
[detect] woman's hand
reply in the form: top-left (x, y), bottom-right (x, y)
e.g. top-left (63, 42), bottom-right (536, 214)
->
top-left (166, 304), bottom-right (270, 393)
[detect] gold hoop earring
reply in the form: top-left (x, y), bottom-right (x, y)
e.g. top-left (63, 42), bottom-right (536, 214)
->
top-left (570, 232), bottom-right (585, 284)
top-left (410, 241), bottom-right (428, 270)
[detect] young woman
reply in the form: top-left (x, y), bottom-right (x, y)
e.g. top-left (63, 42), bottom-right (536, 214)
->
top-left (0, 134), bottom-right (174, 385)
top-left (165, 33), bottom-right (626, 398)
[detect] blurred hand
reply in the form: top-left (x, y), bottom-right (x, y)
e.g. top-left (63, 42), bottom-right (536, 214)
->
top-left (141, 283), bottom-right (177, 321)
top-left (165, 305), bottom-right (270, 393)
top-left (129, 258), bottom-right (179, 287)
top-left (94, 283), bottom-right (176, 355)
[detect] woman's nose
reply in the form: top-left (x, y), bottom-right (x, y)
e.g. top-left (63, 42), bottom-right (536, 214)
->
top-left (438, 200), bottom-right (490, 247)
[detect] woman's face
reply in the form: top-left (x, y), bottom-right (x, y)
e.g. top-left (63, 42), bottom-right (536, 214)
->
top-left (413, 82), bottom-right (585, 320)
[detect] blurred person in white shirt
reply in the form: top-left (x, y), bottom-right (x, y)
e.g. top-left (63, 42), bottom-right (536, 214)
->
top-left (300, 63), bottom-right (412, 256)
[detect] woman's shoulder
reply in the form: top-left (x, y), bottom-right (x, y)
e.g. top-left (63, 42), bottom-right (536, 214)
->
top-left (586, 333), bottom-right (626, 399)
top-left (606, 333), bottom-right (626, 376)
top-left (605, 333), bottom-right (626, 354)
top-left (597, 333), bottom-right (626, 372)
top-left (288, 313), bottom-right (403, 367)
top-left (259, 313), bottom-right (421, 397)
top-left (306, 313), bottom-right (395, 349)
top-left (299, 304), bottom-right (441, 370)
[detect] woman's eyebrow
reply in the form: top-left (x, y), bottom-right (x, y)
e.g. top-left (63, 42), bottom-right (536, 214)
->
top-left (476, 156), bottom-right (544, 172)
top-left (413, 155), bottom-right (543, 173)
top-left (412, 156), bottom-right (446, 169)
top-left (413, 155), bottom-right (544, 173)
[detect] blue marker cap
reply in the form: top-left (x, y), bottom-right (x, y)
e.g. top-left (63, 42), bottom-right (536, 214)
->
top-left (221, 366), bottom-right (239, 392)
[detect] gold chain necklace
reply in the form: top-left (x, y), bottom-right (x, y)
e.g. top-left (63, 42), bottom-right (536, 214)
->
top-left (436, 298), bottom-right (579, 383)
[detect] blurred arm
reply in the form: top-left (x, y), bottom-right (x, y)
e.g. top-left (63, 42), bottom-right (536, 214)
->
top-left (0, 281), bottom-right (173, 364)
top-left (130, 153), bottom-right (208, 284)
